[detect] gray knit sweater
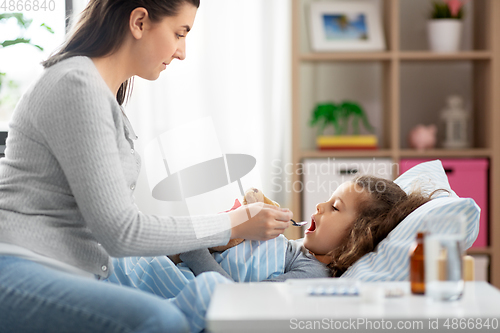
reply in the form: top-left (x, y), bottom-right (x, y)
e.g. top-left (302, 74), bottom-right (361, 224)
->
top-left (0, 56), bottom-right (230, 278)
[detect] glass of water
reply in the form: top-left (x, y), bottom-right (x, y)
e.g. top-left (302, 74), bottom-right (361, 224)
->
top-left (424, 213), bottom-right (466, 302)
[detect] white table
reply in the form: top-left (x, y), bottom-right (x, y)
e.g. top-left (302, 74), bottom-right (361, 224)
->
top-left (206, 281), bottom-right (500, 332)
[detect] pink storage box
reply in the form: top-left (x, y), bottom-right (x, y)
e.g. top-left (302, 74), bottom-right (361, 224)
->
top-left (400, 159), bottom-right (489, 248)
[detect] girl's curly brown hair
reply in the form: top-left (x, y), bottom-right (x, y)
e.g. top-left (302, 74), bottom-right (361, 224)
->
top-left (326, 175), bottom-right (433, 277)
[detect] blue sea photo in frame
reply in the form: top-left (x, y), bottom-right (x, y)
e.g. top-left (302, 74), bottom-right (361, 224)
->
top-left (323, 14), bottom-right (368, 41)
top-left (309, 1), bottom-right (385, 52)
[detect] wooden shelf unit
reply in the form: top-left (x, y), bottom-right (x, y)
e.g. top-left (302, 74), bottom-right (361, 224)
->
top-left (290, 0), bottom-right (500, 287)
top-left (301, 51), bottom-right (492, 61)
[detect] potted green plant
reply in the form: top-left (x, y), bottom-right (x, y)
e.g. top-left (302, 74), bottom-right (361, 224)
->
top-left (309, 101), bottom-right (378, 150)
top-left (428, 0), bottom-right (469, 52)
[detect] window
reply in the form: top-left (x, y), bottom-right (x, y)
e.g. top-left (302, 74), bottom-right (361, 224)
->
top-left (0, 1), bottom-right (67, 127)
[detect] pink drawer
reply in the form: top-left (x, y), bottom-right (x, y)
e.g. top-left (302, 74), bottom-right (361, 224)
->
top-left (400, 159), bottom-right (489, 248)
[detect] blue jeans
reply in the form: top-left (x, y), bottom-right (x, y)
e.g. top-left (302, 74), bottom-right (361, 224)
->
top-left (0, 255), bottom-right (190, 333)
top-left (106, 256), bottom-right (232, 332)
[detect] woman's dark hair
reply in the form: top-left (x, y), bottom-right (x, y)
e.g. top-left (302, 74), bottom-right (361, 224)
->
top-left (42, 0), bottom-right (200, 105)
top-left (326, 175), bottom-right (438, 277)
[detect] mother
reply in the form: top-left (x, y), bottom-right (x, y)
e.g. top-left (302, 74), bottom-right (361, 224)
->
top-left (0, 1), bottom-right (292, 332)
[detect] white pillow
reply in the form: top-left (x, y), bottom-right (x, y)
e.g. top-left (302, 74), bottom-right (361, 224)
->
top-left (341, 160), bottom-right (480, 282)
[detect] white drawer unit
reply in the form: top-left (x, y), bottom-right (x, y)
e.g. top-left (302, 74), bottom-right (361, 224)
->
top-left (301, 158), bottom-right (394, 221)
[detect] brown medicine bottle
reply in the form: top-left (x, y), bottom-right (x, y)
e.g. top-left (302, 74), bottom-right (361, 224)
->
top-left (410, 232), bottom-right (426, 295)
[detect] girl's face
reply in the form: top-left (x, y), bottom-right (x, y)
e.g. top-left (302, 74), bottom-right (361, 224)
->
top-left (132, 3), bottom-right (197, 80)
top-left (303, 182), bottom-right (366, 255)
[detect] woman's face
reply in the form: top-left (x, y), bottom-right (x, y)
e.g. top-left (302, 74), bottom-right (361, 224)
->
top-left (303, 182), bottom-right (366, 255)
top-left (132, 2), bottom-right (197, 80)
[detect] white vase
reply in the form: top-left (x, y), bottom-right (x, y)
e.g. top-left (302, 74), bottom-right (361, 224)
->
top-left (427, 19), bottom-right (463, 53)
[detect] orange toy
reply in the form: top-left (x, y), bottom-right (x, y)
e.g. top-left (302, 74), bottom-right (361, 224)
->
top-left (209, 188), bottom-right (280, 252)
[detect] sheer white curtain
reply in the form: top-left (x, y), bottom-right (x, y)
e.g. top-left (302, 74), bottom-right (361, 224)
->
top-left (120, 0), bottom-right (292, 215)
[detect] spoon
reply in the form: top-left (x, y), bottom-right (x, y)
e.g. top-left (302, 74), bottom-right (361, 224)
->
top-left (291, 219), bottom-right (308, 227)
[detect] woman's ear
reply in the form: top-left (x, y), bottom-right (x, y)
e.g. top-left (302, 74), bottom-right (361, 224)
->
top-left (129, 7), bottom-right (149, 39)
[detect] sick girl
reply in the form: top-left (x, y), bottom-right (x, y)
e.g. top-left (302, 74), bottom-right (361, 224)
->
top-left (181, 175), bottom-right (434, 280)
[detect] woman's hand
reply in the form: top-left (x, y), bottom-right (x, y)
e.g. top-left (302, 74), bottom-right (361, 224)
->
top-left (227, 203), bottom-right (292, 241)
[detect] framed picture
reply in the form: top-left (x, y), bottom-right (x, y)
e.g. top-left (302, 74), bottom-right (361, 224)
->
top-left (309, 1), bottom-right (386, 52)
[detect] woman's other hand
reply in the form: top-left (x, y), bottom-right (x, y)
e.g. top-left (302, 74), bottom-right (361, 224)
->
top-left (227, 203), bottom-right (292, 241)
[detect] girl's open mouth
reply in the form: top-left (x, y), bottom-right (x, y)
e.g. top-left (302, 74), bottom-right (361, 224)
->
top-left (305, 216), bottom-right (316, 234)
